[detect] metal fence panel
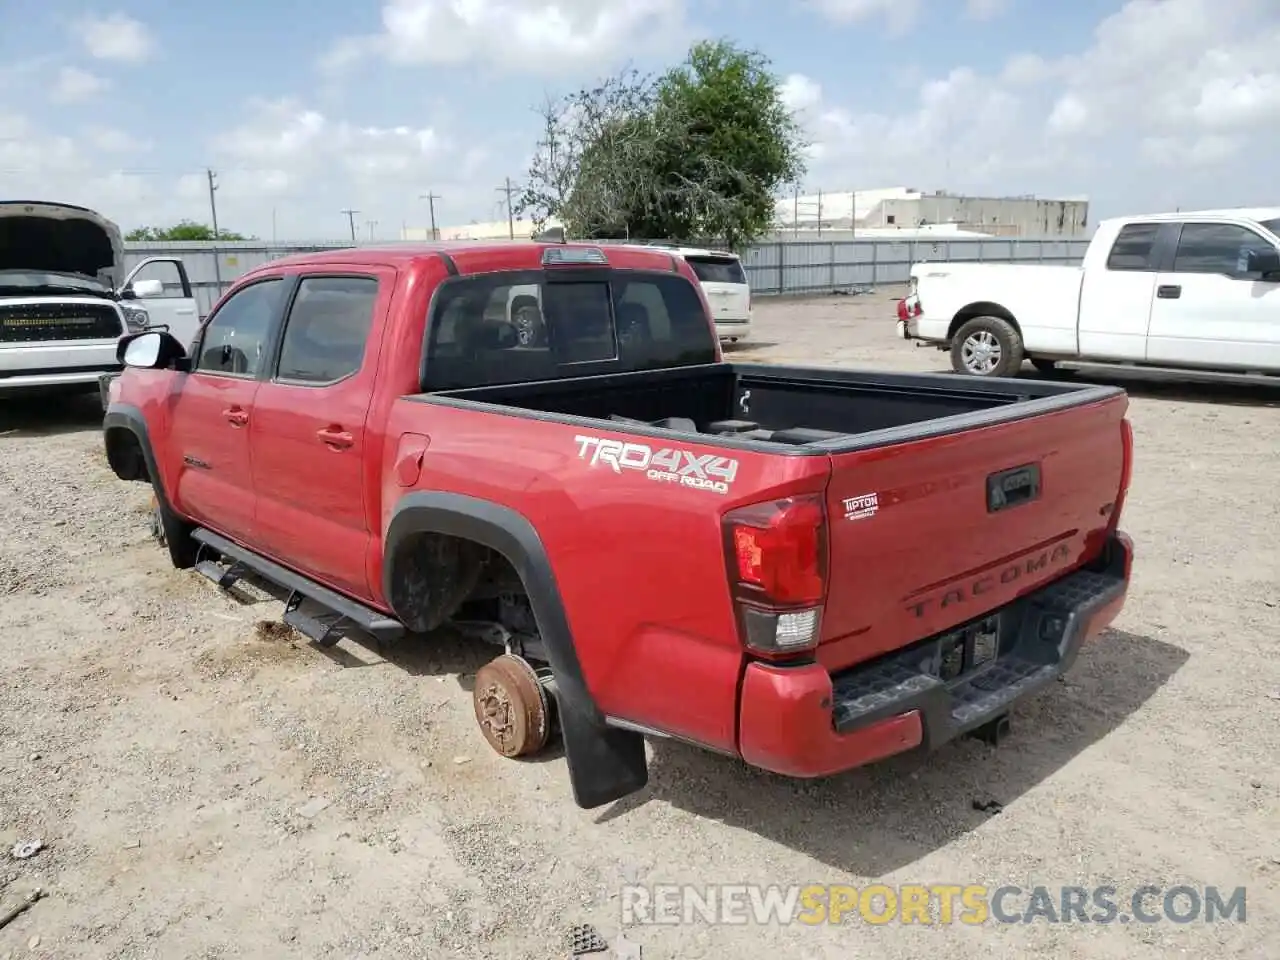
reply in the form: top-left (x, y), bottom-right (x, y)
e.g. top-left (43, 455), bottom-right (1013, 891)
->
top-left (122, 236), bottom-right (1092, 313)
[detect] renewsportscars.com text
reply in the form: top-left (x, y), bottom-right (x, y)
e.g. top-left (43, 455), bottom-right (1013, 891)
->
top-left (620, 883), bottom-right (1247, 926)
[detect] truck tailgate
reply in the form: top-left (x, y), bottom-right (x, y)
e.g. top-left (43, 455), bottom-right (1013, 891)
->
top-left (819, 393), bottom-right (1128, 671)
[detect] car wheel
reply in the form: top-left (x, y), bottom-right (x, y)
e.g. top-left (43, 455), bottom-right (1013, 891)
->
top-left (951, 316), bottom-right (1024, 378)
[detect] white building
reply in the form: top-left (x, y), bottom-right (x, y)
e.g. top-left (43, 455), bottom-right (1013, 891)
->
top-left (773, 187), bottom-right (1090, 238)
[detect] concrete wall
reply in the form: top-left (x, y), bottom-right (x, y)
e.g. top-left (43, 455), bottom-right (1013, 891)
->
top-left (126, 235), bottom-right (1091, 315)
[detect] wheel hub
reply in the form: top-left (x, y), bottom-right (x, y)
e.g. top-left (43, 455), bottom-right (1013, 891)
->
top-left (472, 654), bottom-right (550, 758)
top-left (963, 332), bottom-right (1001, 373)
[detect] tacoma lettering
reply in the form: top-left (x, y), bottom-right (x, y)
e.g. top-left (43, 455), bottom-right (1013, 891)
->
top-left (905, 544), bottom-right (1073, 618)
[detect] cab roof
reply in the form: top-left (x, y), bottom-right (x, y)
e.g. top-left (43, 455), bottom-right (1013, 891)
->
top-left (258, 240), bottom-right (685, 275)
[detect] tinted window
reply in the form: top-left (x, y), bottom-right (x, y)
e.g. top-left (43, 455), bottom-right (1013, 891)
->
top-left (1173, 223), bottom-right (1277, 278)
top-left (1262, 218), bottom-right (1280, 238)
top-left (424, 271), bottom-right (716, 391)
top-left (196, 279), bottom-right (283, 376)
top-left (1106, 223), bottom-right (1160, 271)
top-left (686, 256), bottom-right (747, 284)
top-left (277, 276), bottom-right (378, 383)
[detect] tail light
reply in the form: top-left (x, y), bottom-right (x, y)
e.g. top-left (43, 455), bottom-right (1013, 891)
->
top-left (723, 494), bottom-right (827, 658)
top-left (1109, 417), bottom-right (1134, 531)
top-left (896, 297), bottom-right (922, 321)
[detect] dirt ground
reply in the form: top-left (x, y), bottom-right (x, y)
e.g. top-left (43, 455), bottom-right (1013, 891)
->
top-left (1, 289), bottom-right (1277, 960)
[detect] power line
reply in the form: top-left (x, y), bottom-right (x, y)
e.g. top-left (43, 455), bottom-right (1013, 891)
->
top-left (341, 209), bottom-right (359, 244)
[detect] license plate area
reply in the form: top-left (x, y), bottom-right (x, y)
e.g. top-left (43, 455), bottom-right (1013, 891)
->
top-left (932, 615), bottom-right (1002, 683)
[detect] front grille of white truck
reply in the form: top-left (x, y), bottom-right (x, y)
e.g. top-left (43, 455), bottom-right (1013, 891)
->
top-left (0, 303), bottom-right (123, 342)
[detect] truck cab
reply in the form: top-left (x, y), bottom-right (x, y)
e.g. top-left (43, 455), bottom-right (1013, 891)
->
top-left (899, 207), bottom-right (1280, 378)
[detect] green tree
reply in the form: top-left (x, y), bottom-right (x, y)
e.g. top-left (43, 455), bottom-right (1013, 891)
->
top-left (516, 41), bottom-right (806, 248)
top-left (650, 40), bottom-right (806, 248)
top-left (126, 220), bottom-right (252, 241)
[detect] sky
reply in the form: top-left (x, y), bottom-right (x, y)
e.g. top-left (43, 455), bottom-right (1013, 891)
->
top-left (0, 0), bottom-right (1277, 242)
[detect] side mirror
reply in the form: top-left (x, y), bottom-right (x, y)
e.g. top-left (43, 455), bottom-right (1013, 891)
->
top-left (117, 330), bottom-right (188, 369)
top-left (129, 278), bottom-right (165, 299)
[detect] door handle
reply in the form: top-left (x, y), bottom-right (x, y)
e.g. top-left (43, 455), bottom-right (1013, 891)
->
top-left (223, 406), bottom-right (249, 427)
top-left (1156, 284), bottom-right (1181, 299)
top-left (317, 426), bottom-right (354, 450)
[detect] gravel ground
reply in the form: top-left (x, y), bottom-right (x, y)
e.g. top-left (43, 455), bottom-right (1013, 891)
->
top-left (0, 289), bottom-right (1277, 959)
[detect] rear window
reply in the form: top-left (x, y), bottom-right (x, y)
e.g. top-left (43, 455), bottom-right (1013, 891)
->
top-left (685, 256), bottom-right (747, 285)
top-left (423, 270), bottom-right (717, 391)
top-left (1105, 222), bottom-right (1160, 271)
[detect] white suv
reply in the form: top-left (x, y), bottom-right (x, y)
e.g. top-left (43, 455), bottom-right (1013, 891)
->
top-left (656, 244), bottom-right (752, 343)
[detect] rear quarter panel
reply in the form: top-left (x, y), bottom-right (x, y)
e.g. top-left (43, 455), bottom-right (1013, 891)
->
top-left (914, 263), bottom-right (1084, 353)
top-left (379, 399), bottom-right (829, 753)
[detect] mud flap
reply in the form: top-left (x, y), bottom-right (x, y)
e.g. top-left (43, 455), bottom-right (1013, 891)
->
top-left (559, 706), bottom-right (648, 810)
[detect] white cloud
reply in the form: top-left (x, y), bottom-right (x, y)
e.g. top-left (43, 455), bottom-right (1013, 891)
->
top-left (807, 0), bottom-right (922, 34)
top-left (50, 66), bottom-right (108, 103)
top-left (965, 0), bottom-right (1010, 19)
top-left (791, 0), bottom-right (1280, 214)
top-left (322, 0), bottom-right (690, 74)
top-left (5, 0), bottom-right (1280, 241)
top-left (70, 12), bottom-right (155, 64)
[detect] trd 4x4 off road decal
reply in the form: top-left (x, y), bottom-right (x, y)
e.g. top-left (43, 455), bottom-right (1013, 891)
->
top-left (574, 435), bottom-right (739, 495)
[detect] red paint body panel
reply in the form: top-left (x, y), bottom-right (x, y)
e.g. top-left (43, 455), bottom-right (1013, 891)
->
top-left (111, 240), bottom-right (1135, 785)
top-left (739, 661), bottom-right (924, 777)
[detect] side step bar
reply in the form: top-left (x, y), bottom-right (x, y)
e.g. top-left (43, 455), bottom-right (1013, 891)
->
top-left (190, 527), bottom-right (406, 646)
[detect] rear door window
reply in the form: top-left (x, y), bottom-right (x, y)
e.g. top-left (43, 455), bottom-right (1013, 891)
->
top-left (685, 256), bottom-right (747, 284)
top-left (423, 270), bottom-right (716, 390)
top-left (1105, 223), bottom-right (1160, 271)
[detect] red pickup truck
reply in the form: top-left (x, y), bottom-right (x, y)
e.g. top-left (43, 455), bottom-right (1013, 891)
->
top-left (103, 240), bottom-right (1134, 809)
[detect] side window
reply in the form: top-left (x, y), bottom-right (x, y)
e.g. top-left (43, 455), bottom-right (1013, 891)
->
top-left (1172, 223), bottom-right (1276, 279)
top-left (195, 279), bottom-right (283, 377)
top-left (276, 276), bottom-right (379, 384)
top-left (1106, 223), bottom-right (1160, 271)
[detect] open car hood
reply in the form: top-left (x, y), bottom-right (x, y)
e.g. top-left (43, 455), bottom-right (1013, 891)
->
top-left (0, 201), bottom-right (124, 285)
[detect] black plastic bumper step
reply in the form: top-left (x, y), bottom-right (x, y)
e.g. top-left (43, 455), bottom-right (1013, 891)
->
top-left (830, 561), bottom-right (1126, 746)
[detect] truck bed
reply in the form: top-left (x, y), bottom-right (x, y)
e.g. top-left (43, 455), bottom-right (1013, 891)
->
top-left (421, 362), bottom-right (1121, 453)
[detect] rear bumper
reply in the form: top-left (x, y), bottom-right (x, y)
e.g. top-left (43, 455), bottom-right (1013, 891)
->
top-left (738, 531), bottom-right (1133, 778)
top-left (715, 318), bottom-right (751, 341)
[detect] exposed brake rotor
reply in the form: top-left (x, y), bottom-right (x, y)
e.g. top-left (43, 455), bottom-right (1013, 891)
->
top-left (472, 653), bottom-right (550, 758)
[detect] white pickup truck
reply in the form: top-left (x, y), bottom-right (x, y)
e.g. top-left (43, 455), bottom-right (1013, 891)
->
top-left (897, 207), bottom-right (1280, 378)
top-left (0, 201), bottom-right (198, 404)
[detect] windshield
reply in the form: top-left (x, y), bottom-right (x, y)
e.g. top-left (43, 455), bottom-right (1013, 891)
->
top-left (1261, 218), bottom-right (1280, 239)
top-left (0, 269), bottom-right (110, 294)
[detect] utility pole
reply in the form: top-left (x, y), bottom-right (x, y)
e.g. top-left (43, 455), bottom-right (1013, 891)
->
top-left (341, 209), bottom-right (359, 244)
top-left (793, 184), bottom-right (800, 237)
top-left (365, 220), bottom-right (378, 241)
top-left (206, 169), bottom-right (222, 292)
top-left (496, 178), bottom-right (517, 240)
top-left (420, 191), bottom-right (441, 240)
top-left (817, 189), bottom-right (823, 238)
